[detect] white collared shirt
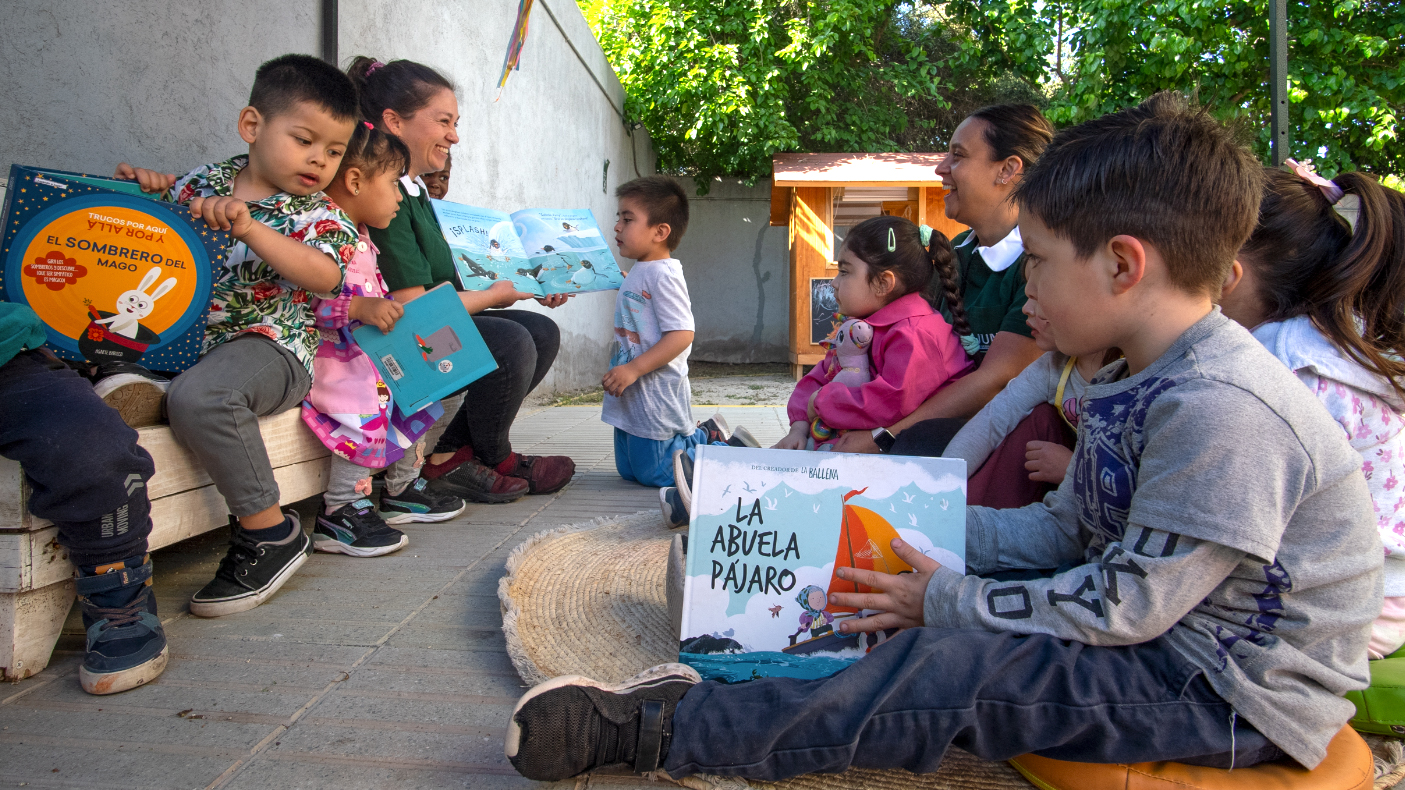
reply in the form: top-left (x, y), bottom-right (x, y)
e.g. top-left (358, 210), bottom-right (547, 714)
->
top-left (957, 225), bottom-right (1024, 273)
top-left (400, 175), bottom-right (427, 198)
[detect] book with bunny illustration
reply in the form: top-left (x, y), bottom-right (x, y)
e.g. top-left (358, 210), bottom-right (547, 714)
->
top-left (428, 199), bottom-right (625, 296)
top-left (679, 446), bottom-right (967, 682)
top-left (0, 164), bottom-right (230, 372)
top-left (352, 283), bottom-right (498, 415)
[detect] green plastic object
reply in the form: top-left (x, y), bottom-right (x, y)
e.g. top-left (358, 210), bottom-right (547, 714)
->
top-left (1347, 646), bottom-right (1405, 736)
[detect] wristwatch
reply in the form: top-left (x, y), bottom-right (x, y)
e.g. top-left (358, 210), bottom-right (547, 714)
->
top-left (871, 427), bottom-right (897, 453)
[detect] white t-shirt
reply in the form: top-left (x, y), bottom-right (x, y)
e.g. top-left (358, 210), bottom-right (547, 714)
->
top-left (601, 258), bottom-right (695, 440)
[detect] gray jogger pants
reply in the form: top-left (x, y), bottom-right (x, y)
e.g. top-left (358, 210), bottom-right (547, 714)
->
top-left (166, 335), bottom-right (312, 518)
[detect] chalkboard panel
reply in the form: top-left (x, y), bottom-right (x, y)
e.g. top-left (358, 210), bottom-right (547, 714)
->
top-left (810, 277), bottom-right (840, 345)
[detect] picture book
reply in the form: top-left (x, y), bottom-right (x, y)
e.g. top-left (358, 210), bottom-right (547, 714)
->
top-left (352, 283), bottom-right (498, 415)
top-left (679, 446), bottom-right (966, 682)
top-left (428, 200), bottom-right (625, 296)
top-left (0, 165), bottom-right (229, 372)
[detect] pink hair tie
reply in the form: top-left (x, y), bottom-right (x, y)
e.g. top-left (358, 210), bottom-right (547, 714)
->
top-left (366, 60), bottom-right (386, 76)
top-left (1286, 158), bottom-right (1344, 203)
top-left (363, 121), bottom-right (374, 130)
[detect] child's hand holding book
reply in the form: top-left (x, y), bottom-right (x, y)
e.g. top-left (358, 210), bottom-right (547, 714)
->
top-left (350, 296), bottom-right (404, 333)
top-left (113, 163), bottom-right (177, 194)
top-left (830, 538), bottom-right (942, 633)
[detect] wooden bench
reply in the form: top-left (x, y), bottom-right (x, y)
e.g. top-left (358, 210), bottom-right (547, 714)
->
top-left (0, 410), bottom-right (330, 680)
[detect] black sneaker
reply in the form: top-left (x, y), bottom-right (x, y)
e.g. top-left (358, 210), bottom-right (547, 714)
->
top-left (659, 486), bottom-right (689, 528)
top-left (427, 458), bottom-right (529, 503)
top-left (671, 449), bottom-right (694, 511)
top-left (727, 426), bottom-right (761, 448)
top-left (74, 556), bottom-right (168, 695)
top-left (505, 663), bottom-right (700, 781)
top-left (380, 478), bottom-right (466, 524)
top-left (91, 363), bottom-right (169, 428)
top-left (189, 514), bottom-right (311, 617)
top-left (314, 499), bottom-right (408, 557)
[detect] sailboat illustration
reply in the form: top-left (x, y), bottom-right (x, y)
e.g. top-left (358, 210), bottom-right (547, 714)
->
top-left (783, 488), bottom-right (913, 655)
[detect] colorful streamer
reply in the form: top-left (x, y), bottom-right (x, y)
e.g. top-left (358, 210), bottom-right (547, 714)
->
top-left (496, 0), bottom-right (534, 100)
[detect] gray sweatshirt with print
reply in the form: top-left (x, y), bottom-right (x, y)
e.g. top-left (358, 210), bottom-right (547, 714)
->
top-left (924, 310), bottom-right (1381, 768)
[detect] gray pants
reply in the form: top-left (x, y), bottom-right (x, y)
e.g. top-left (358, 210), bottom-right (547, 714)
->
top-left (166, 335), bottom-right (311, 518)
top-left (323, 393), bottom-right (465, 511)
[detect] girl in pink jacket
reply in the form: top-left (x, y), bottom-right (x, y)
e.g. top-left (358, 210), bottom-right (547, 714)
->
top-left (776, 217), bottom-right (973, 450)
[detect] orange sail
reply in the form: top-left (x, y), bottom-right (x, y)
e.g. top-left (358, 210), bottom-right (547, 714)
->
top-left (826, 489), bottom-right (913, 614)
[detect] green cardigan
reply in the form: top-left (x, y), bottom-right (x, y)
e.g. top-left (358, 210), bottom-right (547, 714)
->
top-left (940, 229), bottom-right (1034, 357)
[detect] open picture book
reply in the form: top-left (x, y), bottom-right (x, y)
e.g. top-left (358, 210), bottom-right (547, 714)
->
top-left (679, 446), bottom-right (967, 682)
top-left (428, 200), bottom-right (625, 296)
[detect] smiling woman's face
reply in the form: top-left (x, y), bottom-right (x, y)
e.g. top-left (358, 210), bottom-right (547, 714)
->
top-left (934, 117), bottom-right (1010, 230)
top-left (386, 87), bottom-right (460, 177)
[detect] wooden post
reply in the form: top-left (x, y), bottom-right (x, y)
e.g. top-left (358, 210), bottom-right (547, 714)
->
top-left (1268, 0), bottom-right (1289, 166)
top-left (788, 187), bottom-right (833, 380)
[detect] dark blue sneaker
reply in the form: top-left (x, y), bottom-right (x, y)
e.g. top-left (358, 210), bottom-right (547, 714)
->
top-left (75, 556), bottom-right (168, 695)
top-left (659, 487), bottom-right (689, 528)
top-left (380, 477), bottom-right (466, 524)
top-left (314, 500), bottom-right (408, 557)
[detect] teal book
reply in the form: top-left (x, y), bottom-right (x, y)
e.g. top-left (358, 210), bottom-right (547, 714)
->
top-left (679, 446), bottom-right (967, 682)
top-left (352, 283), bottom-right (498, 415)
top-left (428, 199), bottom-right (625, 296)
top-left (0, 164), bottom-right (229, 372)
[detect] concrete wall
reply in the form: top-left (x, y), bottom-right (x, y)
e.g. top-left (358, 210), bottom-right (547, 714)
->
top-left (674, 178), bottom-right (790, 363)
top-left (0, 0), bottom-right (654, 394)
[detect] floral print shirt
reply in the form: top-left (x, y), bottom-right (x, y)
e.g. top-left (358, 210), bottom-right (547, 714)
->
top-left (163, 155), bottom-right (355, 374)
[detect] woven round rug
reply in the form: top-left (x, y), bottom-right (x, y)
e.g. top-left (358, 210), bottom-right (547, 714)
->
top-left (498, 511), bottom-right (1032, 790)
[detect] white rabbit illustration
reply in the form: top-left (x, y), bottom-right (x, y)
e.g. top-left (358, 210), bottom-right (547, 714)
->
top-left (94, 267), bottom-right (178, 338)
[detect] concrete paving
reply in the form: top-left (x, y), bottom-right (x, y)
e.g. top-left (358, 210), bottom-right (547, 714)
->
top-left (0, 405), bottom-right (791, 790)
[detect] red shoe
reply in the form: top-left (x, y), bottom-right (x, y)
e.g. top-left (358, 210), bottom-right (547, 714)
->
top-left (495, 452), bottom-right (576, 494)
top-left (420, 446), bottom-right (475, 480)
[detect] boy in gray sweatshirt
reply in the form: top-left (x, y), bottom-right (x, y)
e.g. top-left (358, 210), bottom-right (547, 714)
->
top-left (503, 93), bottom-right (1382, 782)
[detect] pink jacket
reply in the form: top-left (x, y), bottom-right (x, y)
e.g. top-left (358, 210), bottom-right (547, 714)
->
top-left (787, 292), bottom-right (972, 430)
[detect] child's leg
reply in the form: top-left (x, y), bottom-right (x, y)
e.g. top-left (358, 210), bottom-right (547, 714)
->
top-left (967, 402), bottom-right (1076, 509)
top-left (312, 456), bottom-right (408, 558)
top-left (165, 336), bottom-right (310, 525)
top-left (325, 456), bottom-right (373, 512)
top-left (664, 628), bottom-right (1282, 780)
top-left (614, 428), bottom-right (638, 483)
top-left (616, 430), bottom-right (704, 488)
top-left (165, 336), bottom-right (314, 616)
top-left (0, 351), bottom-right (165, 693)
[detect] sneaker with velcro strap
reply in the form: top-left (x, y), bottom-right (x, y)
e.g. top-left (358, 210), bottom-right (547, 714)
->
top-left (380, 477), bottom-right (466, 524)
top-left (75, 555), bottom-right (169, 695)
top-left (314, 499), bottom-right (409, 557)
top-left (505, 663), bottom-right (700, 781)
top-left (188, 514), bottom-right (311, 617)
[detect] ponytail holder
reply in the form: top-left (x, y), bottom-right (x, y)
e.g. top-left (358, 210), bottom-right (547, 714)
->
top-left (919, 224), bottom-right (933, 249)
top-left (1285, 158), bottom-right (1344, 203)
top-left (1286, 158), bottom-right (1358, 230)
top-left (887, 227), bottom-right (896, 252)
top-left (366, 60), bottom-right (386, 76)
top-left (363, 121), bottom-right (374, 130)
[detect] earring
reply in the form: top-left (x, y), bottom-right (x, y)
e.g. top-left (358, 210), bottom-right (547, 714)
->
top-left (353, 188), bottom-right (360, 195)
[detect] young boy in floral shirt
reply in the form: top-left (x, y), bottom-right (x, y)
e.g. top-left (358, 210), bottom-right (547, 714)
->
top-left (116, 54), bottom-right (360, 617)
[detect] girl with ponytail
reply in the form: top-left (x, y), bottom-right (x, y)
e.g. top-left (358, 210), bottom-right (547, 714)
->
top-left (773, 216), bottom-right (974, 450)
top-left (1221, 163), bottom-right (1405, 659)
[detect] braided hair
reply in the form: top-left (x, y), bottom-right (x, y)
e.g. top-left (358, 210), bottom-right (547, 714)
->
top-left (841, 216), bottom-right (969, 335)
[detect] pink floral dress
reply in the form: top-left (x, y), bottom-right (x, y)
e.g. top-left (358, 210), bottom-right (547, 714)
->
top-left (300, 226), bottom-right (442, 468)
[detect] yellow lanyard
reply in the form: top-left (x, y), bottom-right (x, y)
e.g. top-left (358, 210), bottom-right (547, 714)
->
top-left (1054, 356), bottom-right (1077, 431)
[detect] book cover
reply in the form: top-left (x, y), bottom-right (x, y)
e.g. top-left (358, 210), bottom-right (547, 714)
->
top-left (679, 446), bottom-right (966, 682)
top-left (351, 283), bottom-right (498, 414)
top-left (0, 165), bottom-right (229, 372)
top-left (429, 199), bottom-right (624, 296)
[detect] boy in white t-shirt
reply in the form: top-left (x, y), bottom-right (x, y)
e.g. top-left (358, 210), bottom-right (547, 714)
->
top-left (603, 177), bottom-right (736, 518)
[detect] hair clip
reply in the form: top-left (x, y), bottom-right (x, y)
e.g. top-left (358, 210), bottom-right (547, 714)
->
top-left (887, 227), bottom-right (896, 252)
top-left (1285, 158), bottom-right (1344, 203)
top-left (363, 121), bottom-right (374, 130)
top-left (919, 224), bottom-right (933, 248)
top-left (366, 60), bottom-right (386, 76)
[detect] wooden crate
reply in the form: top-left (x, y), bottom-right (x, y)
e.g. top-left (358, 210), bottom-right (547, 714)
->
top-left (0, 409), bottom-right (330, 680)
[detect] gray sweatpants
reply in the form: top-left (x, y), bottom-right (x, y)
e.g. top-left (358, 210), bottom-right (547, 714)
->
top-left (166, 335), bottom-right (311, 518)
top-left (323, 393), bottom-right (465, 511)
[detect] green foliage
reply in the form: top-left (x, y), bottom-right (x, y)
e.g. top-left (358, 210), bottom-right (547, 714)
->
top-left (581, 0), bottom-right (1404, 183)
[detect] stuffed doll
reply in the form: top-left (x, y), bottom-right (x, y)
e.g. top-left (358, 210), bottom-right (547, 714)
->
top-left (808, 318), bottom-right (874, 450)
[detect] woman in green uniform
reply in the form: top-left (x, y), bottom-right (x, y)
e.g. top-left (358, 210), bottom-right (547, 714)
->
top-left (834, 104), bottom-right (1055, 455)
top-left (349, 57), bottom-right (576, 501)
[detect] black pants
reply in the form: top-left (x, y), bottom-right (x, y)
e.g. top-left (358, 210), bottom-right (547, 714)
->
top-left (0, 352), bottom-right (154, 566)
top-left (889, 417), bottom-right (968, 457)
top-left (435, 309), bottom-right (560, 465)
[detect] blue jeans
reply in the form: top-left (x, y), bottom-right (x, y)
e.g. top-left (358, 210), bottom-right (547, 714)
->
top-left (664, 627), bottom-right (1285, 781)
top-left (613, 427), bottom-right (709, 487)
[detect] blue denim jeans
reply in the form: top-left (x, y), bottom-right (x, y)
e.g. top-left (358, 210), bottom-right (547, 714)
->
top-left (613, 427), bottom-right (710, 488)
top-left (665, 627), bottom-right (1285, 781)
